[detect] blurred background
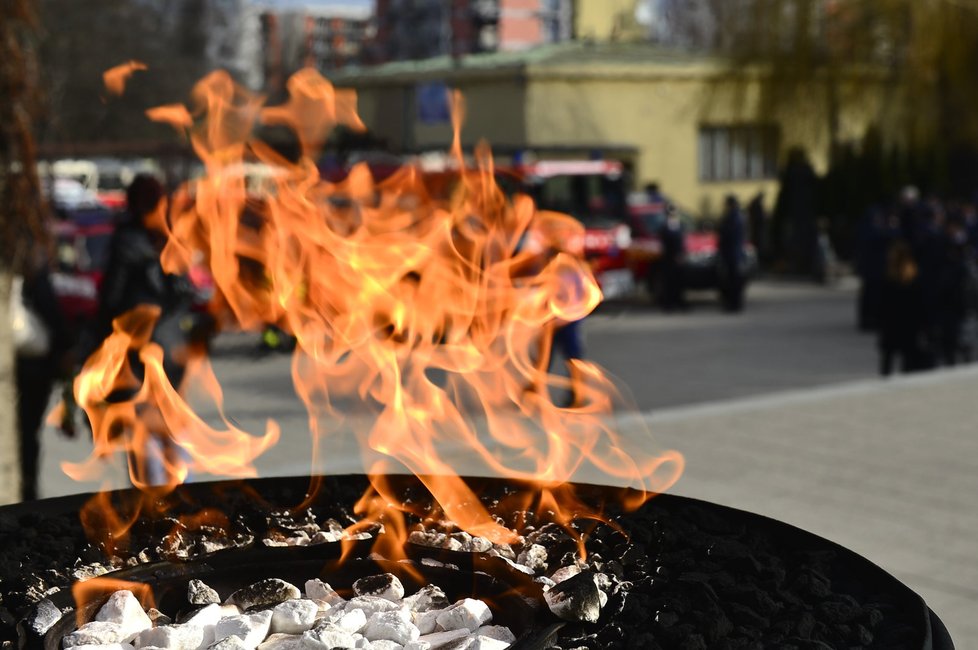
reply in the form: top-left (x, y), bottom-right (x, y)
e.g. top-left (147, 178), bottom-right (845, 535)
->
top-left (3, 0), bottom-right (978, 645)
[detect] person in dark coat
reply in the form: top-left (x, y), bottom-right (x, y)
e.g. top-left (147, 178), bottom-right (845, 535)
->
top-left (718, 195), bottom-right (747, 312)
top-left (878, 240), bottom-right (927, 376)
top-left (855, 208), bottom-right (896, 331)
top-left (89, 174), bottom-right (201, 485)
top-left (657, 204), bottom-right (687, 311)
top-left (16, 252), bottom-right (71, 500)
top-left (747, 191), bottom-right (767, 267)
top-left (937, 221), bottom-right (974, 366)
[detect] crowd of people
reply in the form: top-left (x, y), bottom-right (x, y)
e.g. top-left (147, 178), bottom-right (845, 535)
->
top-left (856, 186), bottom-right (978, 376)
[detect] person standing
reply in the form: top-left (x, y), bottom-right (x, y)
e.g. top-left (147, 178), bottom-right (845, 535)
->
top-left (878, 240), bottom-right (927, 375)
top-left (657, 204), bottom-right (687, 311)
top-left (90, 174), bottom-right (198, 485)
top-left (15, 250), bottom-right (70, 500)
top-left (718, 195), bottom-right (747, 312)
top-left (747, 191), bottom-right (767, 267)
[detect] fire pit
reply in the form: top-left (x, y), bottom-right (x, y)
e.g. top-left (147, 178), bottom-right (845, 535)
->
top-left (15, 66), bottom-right (952, 650)
top-left (0, 475), bottom-right (954, 649)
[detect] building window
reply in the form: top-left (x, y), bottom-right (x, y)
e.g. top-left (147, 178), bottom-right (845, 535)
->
top-left (698, 125), bottom-right (779, 181)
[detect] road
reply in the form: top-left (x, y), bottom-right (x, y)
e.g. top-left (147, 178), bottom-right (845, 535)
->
top-left (39, 279), bottom-right (978, 646)
top-left (42, 277), bottom-right (878, 494)
top-left (587, 278), bottom-right (877, 410)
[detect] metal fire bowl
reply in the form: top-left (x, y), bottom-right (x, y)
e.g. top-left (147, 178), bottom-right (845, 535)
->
top-left (13, 475), bottom-right (954, 650)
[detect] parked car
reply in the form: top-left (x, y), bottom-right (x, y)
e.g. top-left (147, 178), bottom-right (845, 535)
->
top-left (626, 197), bottom-right (757, 303)
top-left (50, 219), bottom-right (114, 328)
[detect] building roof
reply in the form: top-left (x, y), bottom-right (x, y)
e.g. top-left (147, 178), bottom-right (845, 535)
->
top-left (331, 41), bottom-right (725, 85)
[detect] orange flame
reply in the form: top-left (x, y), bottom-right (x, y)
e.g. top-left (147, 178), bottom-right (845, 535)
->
top-left (64, 305), bottom-right (279, 552)
top-left (146, 104), bottom-right (194, 131)
top-left (72, 577), bottom-right (155, 626)
top-left (70, 67), bottom-right (682, 560)
top-left (103, 61), bottom-right (148, 96)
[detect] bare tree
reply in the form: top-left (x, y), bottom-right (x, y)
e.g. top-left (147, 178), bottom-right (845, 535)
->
top-left (0, 0), bottom-right (46, 503)
top-left (655, 0), bottom-right (978, 161)
top-left (36, 0), bottom-right (240, 147)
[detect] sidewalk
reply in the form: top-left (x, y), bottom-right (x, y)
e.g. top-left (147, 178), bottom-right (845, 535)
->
top-left (640, 367), bottom-right (978, 648)
top-left (38, 364), bottom-right (978, 647)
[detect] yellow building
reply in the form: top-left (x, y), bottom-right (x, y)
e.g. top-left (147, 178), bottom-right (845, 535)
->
top-left (331, 41), bottom-right (890, 217)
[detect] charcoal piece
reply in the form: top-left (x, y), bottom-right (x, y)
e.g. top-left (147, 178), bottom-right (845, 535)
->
top-left (852, 623), bottom-right (874, 645)
top-left (726, 602), bottom-right (769, 629)
top-left (545, 572), bottom-right (603, 623)
top-left (790, 569), bottom-right (831, 599)
top-left (679, 633), bottom-right (708, 650)
top-left (188, 579), bottom-right (221, 605)
top-left (690, 609), bottom-right (733, 644)
top-left (225, 579), bottom-right (301, 610)
top-left (722, 584), bottom-right (781, 617)
top-left (817, 595), bottom-right (862, 623)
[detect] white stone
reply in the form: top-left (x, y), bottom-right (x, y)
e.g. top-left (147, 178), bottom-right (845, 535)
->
top-left (435, 600), bottom-right (492, 633)
top-left (474, 626), bottom-right (514, 644)
top-left (404, 628), bottom-right (469, 650)
top-left (361, 610), bottom-right (419, 645)
top-left (209, 635), bottom-right (251, 650)
top-left (271, 599), bottom-right (319, 634)
top-left (498, 557), bottom-right (534, 576)
top-left (214, 610), bottom-right (273, 650)
top-left (370, 641), bottom-right (404, 650)
top-left (63, 621), bottom-right (128, 647)
top-left (344, 596), bottom-right (399, 618)
top-left (136, 624), bottom-right (209, 650)
top-left (401, 586), bottom-right (447, 613)
top-left (549, 565), bottom-right (581, 584)
top-left (256, 633), bottom-right (305, 650)
top-left (458, 536), bottom-right (492, 553)
top-left (68, 644), bottom-right (135, 650)
top-left (304, 624), bottom-right (356, 648)
top-left (408, 531), bottom-right (462, 551)
top-left (320, 607), bottom-right (367, 635)
top-left (516, 545), bottom-right (547, 573)
top-left (412, 610), bottom-right (440, 636)
top-left (353, 636), bottom-right (372, 649)
top-left (304, 580), bottom-right (343, 606)
top-left (308, 530), bottom-right (344, 544)
top-left (466, 637), bottom-right (510, 650)
top-left (94, 591), bottom-right (153, 640)
top-left (185, 603), bottom-right (225, 628)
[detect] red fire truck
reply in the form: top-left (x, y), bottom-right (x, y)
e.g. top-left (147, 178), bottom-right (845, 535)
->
top-left (514, 159), bottom-right (634, 299)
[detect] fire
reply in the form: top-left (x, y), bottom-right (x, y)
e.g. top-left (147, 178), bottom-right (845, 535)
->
top-left (102, 60), bottom-right (147, 97)
top-left (69, 67), bottom-right (683, 566)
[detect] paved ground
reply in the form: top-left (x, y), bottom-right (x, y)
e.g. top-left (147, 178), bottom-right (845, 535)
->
top-left (36, 279), bottom-right (978, 647)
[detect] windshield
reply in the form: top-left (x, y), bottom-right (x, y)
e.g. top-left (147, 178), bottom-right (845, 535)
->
top-left (529, 173), bottom-right (626, 226)
top-left (99, 173), bottom-right (126, 191)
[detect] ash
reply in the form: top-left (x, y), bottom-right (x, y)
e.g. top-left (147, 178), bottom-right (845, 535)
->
top-left (64, 574), bottom-right (516, 650)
